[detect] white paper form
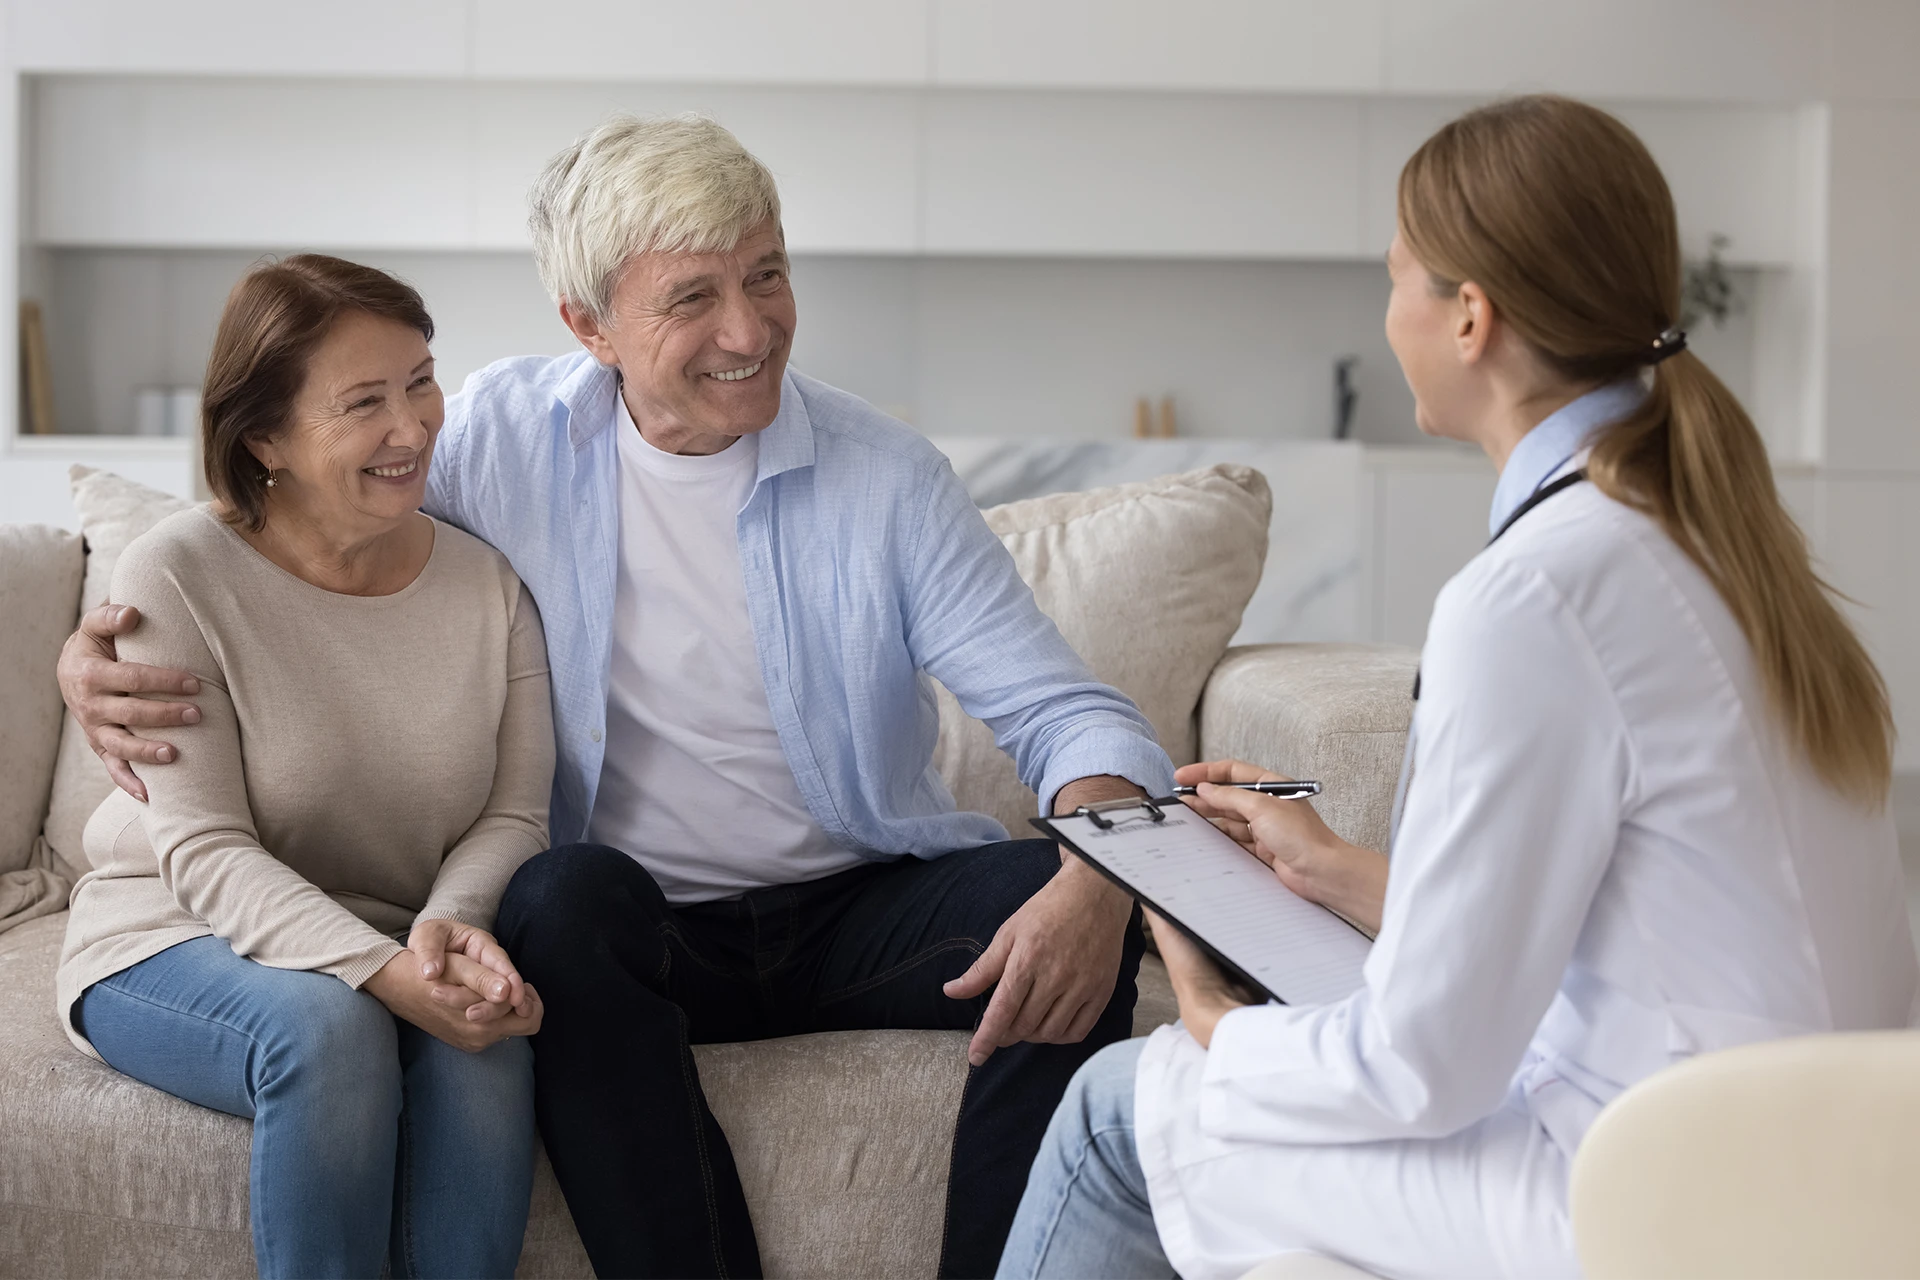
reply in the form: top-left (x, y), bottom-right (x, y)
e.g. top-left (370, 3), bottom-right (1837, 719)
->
top-left (1047, 807), bottom-right (1371, 1006)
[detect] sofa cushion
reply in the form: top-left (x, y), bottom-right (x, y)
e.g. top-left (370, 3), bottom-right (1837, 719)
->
top-left (0, 910), bottom-right (1181, 1279)
top-left (935, 465), bottom-right (1271, 833)
top-left (0, 525), bottom-right (83, 879)
top-left (0, 911), bottom-right (961, 1279)
top-left (1197, 643), bottom-right (1420, 857)
top-left (39, 468), bottom-right (192, 882)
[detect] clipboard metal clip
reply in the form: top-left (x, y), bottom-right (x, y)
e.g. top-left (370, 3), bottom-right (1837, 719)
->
top-left (1073, 796), bottom-right (1167, 830)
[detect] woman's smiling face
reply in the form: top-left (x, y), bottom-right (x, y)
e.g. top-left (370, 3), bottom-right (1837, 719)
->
top-left (250, 309), bottom-right (443, 536)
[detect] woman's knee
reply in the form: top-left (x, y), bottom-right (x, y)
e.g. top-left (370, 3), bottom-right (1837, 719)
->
top-left (1038, 1039), bottom-right (1154, 1219)
top-left (410, 1028), bottom-right (533, 1109)
top-left (1059, 1039), bottom-right (1148, 1140)
top-left (257, 978), bottom-right (400, 1097)
top-left (402, 1031), bottom-right (537, 1159)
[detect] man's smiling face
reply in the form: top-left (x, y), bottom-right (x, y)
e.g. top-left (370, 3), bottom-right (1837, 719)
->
top-left (565, 219), bottom-right (795, 456)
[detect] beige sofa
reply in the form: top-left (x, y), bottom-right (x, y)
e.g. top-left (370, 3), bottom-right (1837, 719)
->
top-left (0, 465), bottom-right (1421, 1279)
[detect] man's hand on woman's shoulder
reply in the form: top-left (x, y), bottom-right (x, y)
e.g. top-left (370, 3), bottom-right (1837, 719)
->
top-left (57, 604), bottom-right (202, 802)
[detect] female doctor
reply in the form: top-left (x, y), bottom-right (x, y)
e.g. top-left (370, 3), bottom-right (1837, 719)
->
top-left (996, 94), bottom-right (1920, 1280)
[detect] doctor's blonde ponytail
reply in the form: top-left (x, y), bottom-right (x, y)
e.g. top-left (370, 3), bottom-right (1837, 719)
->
top-left (1399, 95), bottom-right (1893, 806)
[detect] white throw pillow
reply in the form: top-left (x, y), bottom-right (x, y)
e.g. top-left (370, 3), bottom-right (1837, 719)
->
top-left (39, 467), bottom-right (193, 881)
top-left (932, 464), bottom-right (1271, 834)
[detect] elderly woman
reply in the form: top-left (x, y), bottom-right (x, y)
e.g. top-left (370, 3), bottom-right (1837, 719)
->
top-left (55, 256), bottom-right (554, 1279)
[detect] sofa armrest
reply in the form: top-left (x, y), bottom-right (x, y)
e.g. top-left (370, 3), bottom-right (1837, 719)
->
top-left (1196, 643), bottom-right (1418, 855)
top-left (0, 524), bottom-right (85, 878)
top-left (1571, 1030), bottom-right (1920, 1279)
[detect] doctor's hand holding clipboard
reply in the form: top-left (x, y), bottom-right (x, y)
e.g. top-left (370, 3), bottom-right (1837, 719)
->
top-left (1149, 758), bottom-right (1390, 1048)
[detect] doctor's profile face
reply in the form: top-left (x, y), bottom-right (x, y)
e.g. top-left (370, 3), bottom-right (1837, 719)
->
top-left (1384, 230), bottom-right (1480, 445)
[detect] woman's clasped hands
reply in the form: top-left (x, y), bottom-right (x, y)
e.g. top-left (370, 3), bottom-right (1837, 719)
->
top-left (364, 917), bottom-right (544, 1053)
top-left (1147, 758), bottom-right (1391, 1048)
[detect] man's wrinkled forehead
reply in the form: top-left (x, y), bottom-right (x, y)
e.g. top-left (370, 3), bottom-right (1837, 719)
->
top-left (656, 246), bottom-right (790, 301)
top-left (633, 221), bottom-right (788, 299)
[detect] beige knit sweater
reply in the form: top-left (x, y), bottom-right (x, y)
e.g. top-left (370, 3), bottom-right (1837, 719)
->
top-left (58, 506), bottom-right (554, 1056)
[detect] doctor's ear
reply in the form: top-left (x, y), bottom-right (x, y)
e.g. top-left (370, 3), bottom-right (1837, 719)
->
top-left (1454, 281), bottom-right (1497, 366)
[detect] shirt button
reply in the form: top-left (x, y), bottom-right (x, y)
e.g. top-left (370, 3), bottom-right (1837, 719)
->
top-left (590, 728), bottom-right (603, 743)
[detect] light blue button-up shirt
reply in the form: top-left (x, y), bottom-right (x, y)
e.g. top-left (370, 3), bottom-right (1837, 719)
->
top-left (1488, 378), bottom-right (1645, 535)
top-left (425, 353), bottom-right (1174, 857)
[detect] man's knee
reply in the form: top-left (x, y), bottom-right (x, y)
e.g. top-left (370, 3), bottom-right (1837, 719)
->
top-left (954, 838), bottom-right (1068, 921)
top-left (497, 843), bottom-right (664, 949)
top-left (497, 843), bottom-right (677, 1000)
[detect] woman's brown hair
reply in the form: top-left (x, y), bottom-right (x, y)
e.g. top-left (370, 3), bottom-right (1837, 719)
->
top-left (1398, 94), bottom-right (1893, 805)
top-left (202, 254), bottom-right (435, 532)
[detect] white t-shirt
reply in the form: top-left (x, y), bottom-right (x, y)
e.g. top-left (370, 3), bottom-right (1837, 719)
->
top-left (586, 395), bottom-right (862, 903)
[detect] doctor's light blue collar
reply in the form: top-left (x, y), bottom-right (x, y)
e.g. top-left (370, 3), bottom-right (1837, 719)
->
top-left (1488, 378), bottom-right (1646, 537)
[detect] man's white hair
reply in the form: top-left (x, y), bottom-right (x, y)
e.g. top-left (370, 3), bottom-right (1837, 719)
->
top-left (528, 113), bottom-right (782, 326)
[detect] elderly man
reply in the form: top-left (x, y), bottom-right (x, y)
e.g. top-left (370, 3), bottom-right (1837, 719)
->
top-left (59, 114), bottom-right (1172, 1279)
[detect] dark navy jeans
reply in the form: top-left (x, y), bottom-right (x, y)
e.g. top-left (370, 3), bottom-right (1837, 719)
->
top-left (495, 839), bottom-right (1144, 1280)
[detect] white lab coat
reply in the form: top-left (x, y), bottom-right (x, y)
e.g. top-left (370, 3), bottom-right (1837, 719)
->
top-left (1135, 474), bottom-right (1919, 1280)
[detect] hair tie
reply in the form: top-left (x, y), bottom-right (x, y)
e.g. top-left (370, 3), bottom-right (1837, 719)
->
top-left (1647, 326), bottom-right (1687, 365)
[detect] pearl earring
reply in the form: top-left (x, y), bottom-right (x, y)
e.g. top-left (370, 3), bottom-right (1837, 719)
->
top-left (264, 468), bottom-right (278, 488)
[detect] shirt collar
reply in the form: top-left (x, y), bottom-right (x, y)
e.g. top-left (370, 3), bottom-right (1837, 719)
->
top-left (555, 358), bottom-right (815, 485)
top-left (1488, 378), bottom-right (1645, 536)
top-left (753, 370), bottom-right (816, 487)
top-left (558, 357), bottom-right (620, 451)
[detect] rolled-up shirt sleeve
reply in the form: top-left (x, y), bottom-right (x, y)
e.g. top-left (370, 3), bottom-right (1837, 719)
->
top-left (1197, 560), bottom-right (1632, 1143)
top-left (900, 457), bottom-right (1175, 812)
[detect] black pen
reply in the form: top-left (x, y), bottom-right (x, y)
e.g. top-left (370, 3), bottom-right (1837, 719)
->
top-left (1168, 780), bottom-right (1321, 799)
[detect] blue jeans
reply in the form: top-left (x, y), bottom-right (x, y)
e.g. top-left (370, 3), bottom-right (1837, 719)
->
top-left (997, 1038), bottom-right (1174, 1280)
top-left (75, 935), bottom-right (536, 1279)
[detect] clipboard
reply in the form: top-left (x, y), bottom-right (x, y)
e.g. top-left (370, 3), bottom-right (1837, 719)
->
top-left (1032, 796), bottom-right (1371, 1007)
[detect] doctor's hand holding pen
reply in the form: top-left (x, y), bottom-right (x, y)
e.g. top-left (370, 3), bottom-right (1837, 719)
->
top-left (1173, 759), bottom-right (1390, 937)
top-left (1151, 759), bottom-right (1391, 1048)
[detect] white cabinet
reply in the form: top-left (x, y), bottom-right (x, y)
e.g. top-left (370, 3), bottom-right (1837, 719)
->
top-left (1823, 104), bottom-right (1920, 472)
top-left (30, 77), bottom-right (925, 255)
top-left (467, 0), bottom-right (929, 85)
top-left (31, 77), bottom-right (475, 248)
top-left (462, 83), bottom-right (923, 253)
top-left (9, 0), bottom-right (469, 76)
top-left (930, 0), bottom-right (1385, 93)
top-left (921, 91), bottom-right (1364, 258)
top-left (1380, 0), bottom-right (1830, 102)
top-left (1358, 97), bottom-right (1805, 266)
top-left (1364, 450), bottom-right (1496, 649)
top-left (14, 0), bottom-right (1900, 103)
top-left (27, 74), bottom-right (1808, 266)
